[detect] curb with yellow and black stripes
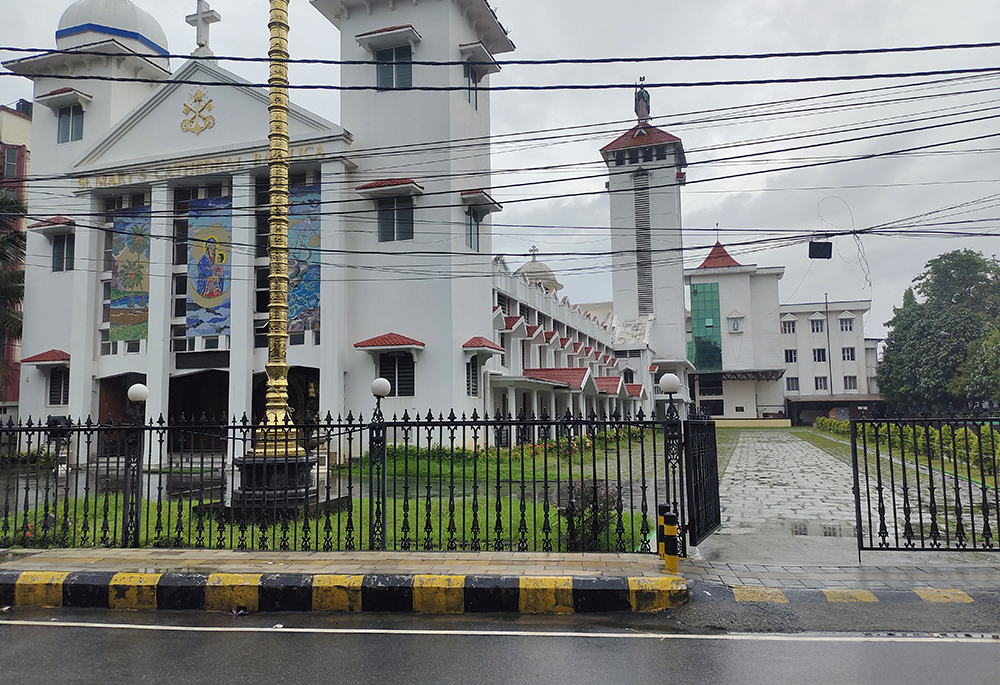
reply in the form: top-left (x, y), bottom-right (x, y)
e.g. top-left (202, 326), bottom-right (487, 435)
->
top-left (0, 570), bottom-right (687, 614)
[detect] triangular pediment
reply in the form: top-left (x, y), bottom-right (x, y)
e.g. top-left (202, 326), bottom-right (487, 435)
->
top-left (74, 59), bottom-right (342, 172)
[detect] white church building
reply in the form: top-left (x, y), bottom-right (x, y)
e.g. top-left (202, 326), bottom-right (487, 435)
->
top-left (7, 0), bottom-right (697, 425)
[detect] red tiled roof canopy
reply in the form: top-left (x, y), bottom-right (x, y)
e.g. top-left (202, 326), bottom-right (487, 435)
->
top-left (559, 337), bottom-right (571, 348)
top-left (524, 368), bottom-right (589, 390)
top-left (526, 325), bottom-right (541, 337)
top-left (356, 179), bottom-right (422, 191)
top-left (357, 24), bottom-right (414, 37)
top-left (544, 331), bottom-right (557, 342)
top-left (463, 336), bottom-right (504, 352)
top-left (572, 343), bottom-right (583, 354)
top-left (698, 242), bottom-right (741, 269)
top-left (595, 376), bottom-right (623, 394)
top-left (22, 349), bottom-right (70, 364)
top-left (354, 333), bottom-right (425, 348)
top-left (626, 384), bottom-right (644, 397)
top-left (28, 216), bottom-right (76, 229)
top-left (504, 316), bottom-right (522, 330)
top-left (600, 123), bottom-right (681, 153)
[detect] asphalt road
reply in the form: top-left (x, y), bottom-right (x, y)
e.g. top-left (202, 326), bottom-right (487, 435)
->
top-left (1, 609), bottom-right (998, 685)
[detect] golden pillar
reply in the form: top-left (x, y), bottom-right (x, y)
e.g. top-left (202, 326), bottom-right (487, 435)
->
top-left (264, 0), bottom-right (293, 430)
top-left (234, 0), bottom-right (313, 512)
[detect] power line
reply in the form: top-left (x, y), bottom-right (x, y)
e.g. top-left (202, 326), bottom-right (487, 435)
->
top-left (5, 40), bottom-right (1000, 66)
top-left (5, 66), bottom-right (1000, 91)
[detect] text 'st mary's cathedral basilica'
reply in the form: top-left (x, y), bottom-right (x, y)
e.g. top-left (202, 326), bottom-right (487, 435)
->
top-left (5, 0), bottom-right (692, 424)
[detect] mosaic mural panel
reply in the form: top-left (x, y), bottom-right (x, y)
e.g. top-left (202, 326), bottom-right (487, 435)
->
top-left (187, 197), bottom-right (233, 337)
top-left (110, 208), bottom-right (151, 341)
top-left (288, 185), bottom-right (321, 332)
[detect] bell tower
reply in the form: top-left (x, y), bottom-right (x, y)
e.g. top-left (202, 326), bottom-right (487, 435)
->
top-left (601, 84), bottom-right (688, 363)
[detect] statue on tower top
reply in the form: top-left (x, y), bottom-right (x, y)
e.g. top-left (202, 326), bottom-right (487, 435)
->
top-left (635, 77), bottom-right (651, 124)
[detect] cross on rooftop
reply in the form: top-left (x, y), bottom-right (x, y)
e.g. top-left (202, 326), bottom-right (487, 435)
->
top-left (186, 0), bottom-right (222, 57)
top-left (529, 245), bottom-right (539, 260)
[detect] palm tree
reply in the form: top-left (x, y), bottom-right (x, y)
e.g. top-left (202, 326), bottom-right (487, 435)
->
top-left (0, 190), bottom-right (26, 393)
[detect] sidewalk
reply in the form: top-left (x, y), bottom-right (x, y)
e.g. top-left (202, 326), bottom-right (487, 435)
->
top-left (0, 548), bottom-right (686, 615)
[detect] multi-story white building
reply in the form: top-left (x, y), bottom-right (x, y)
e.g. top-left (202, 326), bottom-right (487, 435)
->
top-left (683, 243), bottom-right (786, 420)
top-left (7, 0), bottom-right (660, 425)
top-left (779, 299), bottom-right (882, 424)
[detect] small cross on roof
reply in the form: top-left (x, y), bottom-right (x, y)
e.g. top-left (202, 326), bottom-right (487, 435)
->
top-left (187, 0), bottom-right (222, 57)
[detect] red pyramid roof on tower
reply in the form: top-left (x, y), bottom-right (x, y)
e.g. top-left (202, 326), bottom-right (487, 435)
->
top-left (600, 122), bottom-right (681, 153)
top-left (698, 242), bottom-right (741, 269)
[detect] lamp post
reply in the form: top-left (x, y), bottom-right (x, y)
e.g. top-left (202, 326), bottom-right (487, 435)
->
top-left (658, 373), bottom-right (682, 420)
top-left (369, 378), bottom-right (391, 550)
top-left (122, 382), bottom-right (149, 548)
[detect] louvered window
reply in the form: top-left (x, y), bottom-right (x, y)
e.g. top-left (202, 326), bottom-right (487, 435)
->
top-left (376, 45), bottom-right (412, 90)
top-left (49, 367), bottom-right (70, 406)
top-left (379, 351), bottom-right (415, 397)
top-left (377, 197), bottom-right (414, 242)
top-left (634, 171), bottom-right (653, 315)
top-left (466, 355), bottom-right (479, 396)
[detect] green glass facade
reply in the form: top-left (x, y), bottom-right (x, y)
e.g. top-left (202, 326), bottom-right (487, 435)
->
top-left (690, 282), bottom-right (722, 371)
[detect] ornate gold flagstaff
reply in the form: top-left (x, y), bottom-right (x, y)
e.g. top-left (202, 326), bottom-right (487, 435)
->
top-left (263, 0), bottom-right (293, 429)
top-left (234, 0), bottom-right (314, 510)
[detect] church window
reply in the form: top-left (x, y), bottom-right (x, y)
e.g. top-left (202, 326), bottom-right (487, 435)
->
top-left (655, 145), bottom-right (668, 161)
top-left (100, 330), bottom-right (118, 356)
top-left (628, 149), bottom-right (639, 165)
top-left (173, 275), bottom-right (188, 318)
top-left (379, 351), bottom-right (415, 397)
top-left (376, 45), bottom-right (412, 91)
top-left (614, 151), bottom-right (625, 166)
top-left (48, 367), bottom-right (70, 406)
top-left (782, 320), bottom-right (796, 334)
top-left (378, 196), bottom-right (414, 242)
top-left (623, 369), bottom-right (635, 384)
top-left (255, 267), bottom-right (270, 313)
top-left (52, 233), bottom-right (74, 272)
top-left (840, 317), bottom-right (854, 332)
top-left (464, 64), bottom-right (480, 108)
top-left (811, 319), bottom-right (825, 333)
top-left (171, 325), bottom-right (194, 353)
top-left (465, 207), bottom-right (482, 251)
top-left (466, 355), bottom-right (479, 397)
top-left (57, 105), bottom-right (84, 143)
top-left (642, 147), bottom-right (653, 163)
top-left (4, 147), bottom-right (18, 179)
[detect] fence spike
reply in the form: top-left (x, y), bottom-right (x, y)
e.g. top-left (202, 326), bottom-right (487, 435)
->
top-left (448, 409), bottom-right (458, 422)
top-left (471, 408), bottom-right (480, 422)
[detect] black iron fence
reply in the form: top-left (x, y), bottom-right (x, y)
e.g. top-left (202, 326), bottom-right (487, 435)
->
top-left (851, 413), bottom-right (1000, 552)
top-left (0, 409), bottom-right (718, 554)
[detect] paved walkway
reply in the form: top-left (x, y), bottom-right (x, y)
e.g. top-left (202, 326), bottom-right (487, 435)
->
top-left (684, 430), bottom-right (1000, 593)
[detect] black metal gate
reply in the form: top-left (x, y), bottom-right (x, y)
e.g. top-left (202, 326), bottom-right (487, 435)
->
top-left (851, 414), bottom-right (1000, 552)
top-left (683, 413), bottom-right (722, 548)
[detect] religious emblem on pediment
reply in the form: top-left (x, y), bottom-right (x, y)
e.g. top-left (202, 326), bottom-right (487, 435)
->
top-left (181, 89), bottom-right (216, 135)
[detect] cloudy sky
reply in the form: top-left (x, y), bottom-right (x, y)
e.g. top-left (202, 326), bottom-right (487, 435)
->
top-left (3, 0), bottom-right (1000, 340)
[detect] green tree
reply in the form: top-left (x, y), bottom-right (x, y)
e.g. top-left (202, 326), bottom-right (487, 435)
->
top-left (0, 191), bottom-right (26, 392)
top-left (877, 250), bottom-right (1000, 411)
